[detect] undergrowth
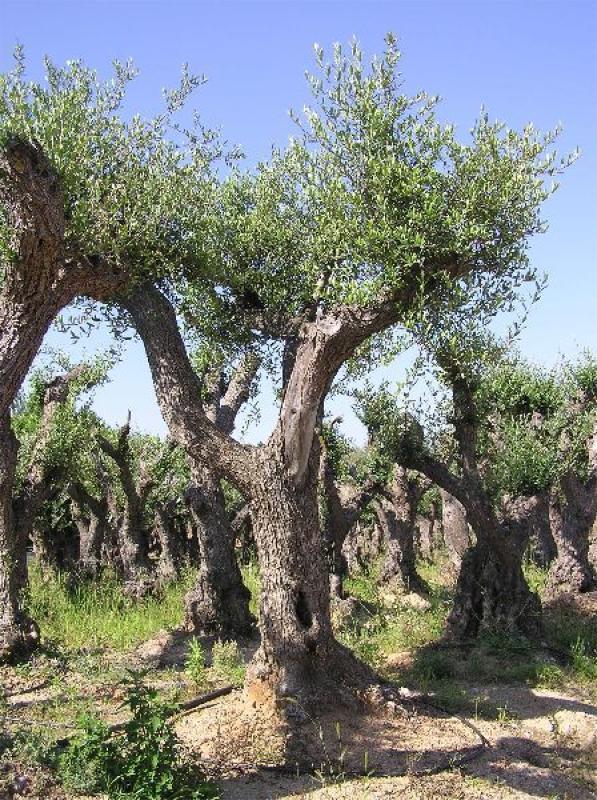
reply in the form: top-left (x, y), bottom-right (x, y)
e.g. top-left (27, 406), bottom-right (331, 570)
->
top-left (58, 672), bottom-right (219, 799)
top-left (25, 564), bottom-right (196, 651)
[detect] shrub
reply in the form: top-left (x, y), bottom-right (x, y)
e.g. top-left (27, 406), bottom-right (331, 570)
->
top-left (58, 673), bottom-right (219, 799)
top-left (186, 637), bottom-right (207, 687)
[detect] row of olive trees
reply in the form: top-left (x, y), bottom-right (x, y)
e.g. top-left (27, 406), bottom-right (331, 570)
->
top-left (354, 349), bottom-right (596, 635)
top-left (0, 36), bottom-right (579, 716)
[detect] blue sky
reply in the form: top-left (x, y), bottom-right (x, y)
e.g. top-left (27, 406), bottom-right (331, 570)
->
top-left (2, 0), bottom-right (596, 443)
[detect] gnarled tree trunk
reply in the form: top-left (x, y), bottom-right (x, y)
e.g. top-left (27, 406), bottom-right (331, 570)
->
top-left (245, 433), bottom-right (374, 708)
top-left (415, 509), bottom-right (437, 561)
top-left (154, 500), bottom-right (184, 584)
top-left (446, 495), bottom-right (543, 641)
top-left (440, 489), bottom-right (470, 574)
top-left (375, 468), bottom-right (428, 594)
top-left (183, 464), bottom-right (253, 637)
top-left (545, 482), bottom-right (596, 598)
top-left (0, 415), bottom-right (39, 661)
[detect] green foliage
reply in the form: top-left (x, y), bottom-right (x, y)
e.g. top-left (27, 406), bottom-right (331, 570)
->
top-left (570, 638), bottom-right (597, 683)
top-left (185, 33), bottom-right (574, 364)
top-left (58, 674), bottom-right (219, 799)
top-left (0, 48), bottom-right (222, 284)
top-left (210, 640), bottom-right (245, 686)
top-left (185, 638), bottom-right (207, 688)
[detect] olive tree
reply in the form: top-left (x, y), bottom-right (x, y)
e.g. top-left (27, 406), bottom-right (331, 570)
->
top-left (123, 36), bottom-right (570, 707)
top-left (0, 51), bottom-right (221, 657)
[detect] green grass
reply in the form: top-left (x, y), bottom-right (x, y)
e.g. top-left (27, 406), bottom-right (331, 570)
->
top-left (338, 562), bottom-right (449, 671)
top-left (26, 564), bottom-right (197, 651)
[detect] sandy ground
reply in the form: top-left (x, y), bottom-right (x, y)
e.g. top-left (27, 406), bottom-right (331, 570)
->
top-left (171, 683), bottom-right (597, 800)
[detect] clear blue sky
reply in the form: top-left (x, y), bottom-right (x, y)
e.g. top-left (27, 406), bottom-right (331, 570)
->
top-left (2, 1), bottom-right (596, 443)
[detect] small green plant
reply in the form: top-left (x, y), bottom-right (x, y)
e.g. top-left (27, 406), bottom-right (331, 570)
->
top-left (211, 640), bottom-right (245, 686)
top-left (496, 703), bottom-right (516, 723)
top-left (534, 662), bottom-right (565, 689)
top-left (186, 637), bottom-right (207, 687)
top-left (58, 672), bottom-right (219, 799)
top-left (570, 637), bottom-right (597, 682)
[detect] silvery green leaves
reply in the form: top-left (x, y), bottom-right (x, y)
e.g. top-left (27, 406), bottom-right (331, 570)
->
top-left (0, 49), bottom-right (220, 285)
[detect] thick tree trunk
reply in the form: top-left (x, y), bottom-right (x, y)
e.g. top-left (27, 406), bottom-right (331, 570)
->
top-left (447, 497), bottom-right (542, 641)
top-left (375, 502), bottom-right (427, 595)
top-left (440, 489), bottom-right (470, 573)
top-left (526, 494), bottom-right (556, 568)
top-left (0, 416), bottom-right (39, 662)
top-left (246, 439), bottom-right (374, 709)
top-left (447, 538), bottom-right (542, 641)
top-left (183, 465), bottom-right (253, 637)
top-left (375, 469), bottom-right (428, 594)
top-left (154, 500), bottom-right (184, 584)
top-left (68, 483), bottom-right (111, 578)
top-left (415, 510), bottom-right (436, 561)
top-left (545, 483), bottom-right (596, 598)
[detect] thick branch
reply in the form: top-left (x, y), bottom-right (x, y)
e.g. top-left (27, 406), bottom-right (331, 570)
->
top-left (217, 353), bottom-right (260, 435)
top-left (120, 283), bottom-right (256, 494)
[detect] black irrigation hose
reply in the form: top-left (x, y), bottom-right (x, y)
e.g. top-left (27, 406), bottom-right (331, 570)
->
top-left (1, 685), bottom-right (235, 746)
top-left (3, 680), bottom-right (53, 699)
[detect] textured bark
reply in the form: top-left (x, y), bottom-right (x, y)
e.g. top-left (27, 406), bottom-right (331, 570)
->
top-left (123, 285), bottom-right (255, 633)
top-left (124, 284), bottom-right (382, 706)
top-left (319, 435), bottom-right (380, 597)
top-left (231, 504), bottom-right (254, 564)
top-left (343, 520), bottom-right (384, 574)
top-left (154, 500), bottom-right (184, 584)
top-left (97, 415), bottom-right (153, 582)
top-left (525, 494), bottom-right (556, 568)
top-left (68, 481), bottom-right (112, 578)
top-left (245, 433), bottom-right (374, 708)
top-left (0, 414), bottom-right (39, 661)
top-left (0, 139), bottom-right (125, 422)
top-left (440, 489), bottom-right (471, 573)
top-left (545, 486), bottom-right (596, 597)
top-left (0, 139), bottom-right (124, 660)
top-left (375, 468), bottom-right (429, 594)
top-left (403, 370), bottom-right (542, 640)
top-left (415, 510), bottom-right (437, 561)
top-left (183, 464), bottom-right (253, 636)
top-left (545, 425), bottom-right (597, 598)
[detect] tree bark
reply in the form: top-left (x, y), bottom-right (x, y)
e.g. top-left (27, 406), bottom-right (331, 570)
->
top-left (374, 468), bottom-right (429, 594)
top-left (0, 139), bottom-right (126, 660)
top-left (0, 414), bottom-right (39, 661)
top-left (68, 482), bottom-right (112, 578)
top-left (319, 436), bottom-right (379, 598)
top-left (402, 371), bottom-right (542, 640)
top-left (97, 416), bottom-right (153, 583)
top-left (245, 433), bottom-right (374, 708)
top-left (545, 483), bottom-right (596, 597)
top-left (440, 489), bottom-right (470, 573)
top-left (154, 500), bottom-right (184, 584)
top-left (545, 425), bottom-right (597, 598)
top-left (183, 464), bottom-right (253, 637)
top-left (415, 509), bottom-right (436, 561)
